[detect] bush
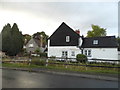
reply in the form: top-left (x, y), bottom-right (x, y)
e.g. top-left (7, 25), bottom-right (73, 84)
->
top-left (31, 59), bottom-right (46, 66)
top-left (40, 53), bottom-right (47, 58)
top-left (76, 54), bottom-right (87, 63)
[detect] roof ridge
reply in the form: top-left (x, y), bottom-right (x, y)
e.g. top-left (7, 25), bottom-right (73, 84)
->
top-left (84, 36), bottom-right (115, 39)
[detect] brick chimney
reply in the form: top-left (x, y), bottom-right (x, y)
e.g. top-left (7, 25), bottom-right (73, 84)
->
top-left (75, 30), bottom-right (80, 35)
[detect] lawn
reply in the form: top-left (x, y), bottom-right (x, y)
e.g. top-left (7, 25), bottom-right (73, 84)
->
top-left (2, 58), bottom-right (120, 75)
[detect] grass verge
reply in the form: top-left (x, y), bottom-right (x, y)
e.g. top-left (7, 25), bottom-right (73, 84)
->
top-left (2, 62), bottom-right (120, 75)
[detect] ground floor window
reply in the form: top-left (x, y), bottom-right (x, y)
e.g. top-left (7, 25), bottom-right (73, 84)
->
top-left (62, 51), bottom-right (68, 57)
top-left (71, 51), bottom-right (75, 56)
top-left (84, 50), bottom-right (91, 57)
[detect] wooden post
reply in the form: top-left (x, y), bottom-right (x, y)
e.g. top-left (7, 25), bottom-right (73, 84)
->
top-left (28, 51), bottom-right (32, 72)
top-left (46, 59), bottom-right (48, 67)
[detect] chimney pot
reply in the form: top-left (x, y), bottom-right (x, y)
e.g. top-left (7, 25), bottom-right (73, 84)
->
top-left (75, 30), bottom-right (80, 35)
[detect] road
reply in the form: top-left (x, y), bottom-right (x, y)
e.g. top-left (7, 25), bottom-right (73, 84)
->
top-left (2, 69), bottom-right (118, 88)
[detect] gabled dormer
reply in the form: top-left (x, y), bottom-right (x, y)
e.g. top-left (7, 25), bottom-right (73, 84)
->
top-left (48, 22), bottom-right (80, 46)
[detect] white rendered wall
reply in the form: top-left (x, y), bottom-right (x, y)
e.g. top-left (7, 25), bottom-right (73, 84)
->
top-left (48, 40), bottom-right (81, 58)
top-left (118, 51), bottom-right (120, 60)
top-left (84, 48), bottom-right (118, 60)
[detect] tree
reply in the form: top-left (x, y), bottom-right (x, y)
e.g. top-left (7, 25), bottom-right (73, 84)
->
top-left (1, 23), bottom-right (24, 56)
top-left (2, 23), bottom-right (12, 53)
top-left (87, 24), bottom-right (107, 37)
top-left (23, 34), bottom-right (31, 45)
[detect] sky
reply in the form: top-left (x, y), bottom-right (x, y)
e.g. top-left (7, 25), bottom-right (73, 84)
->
top-left (0, 0), bottom-right (119, 37)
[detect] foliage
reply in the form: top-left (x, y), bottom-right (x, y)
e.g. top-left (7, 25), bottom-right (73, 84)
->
top-left (31, 59), bottom-right (46, 66)
top-left (35, 48), bottom-right (41, 54)
top-left (40, 52), bottom-right (47, 58)
top-left (1, 23), bottom-right (24, 56)
top-left (87, 24), bottom-right (107, 37)
top-left (32, 31), bottom-right (49, 47)
top-left (23, 34), bottom-right (31, 45)
top-left (76, 54), bottom-right (87, 63)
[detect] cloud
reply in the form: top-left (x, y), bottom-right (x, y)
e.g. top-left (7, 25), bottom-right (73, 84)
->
top-left (0, 2), bottom-right (118, 36)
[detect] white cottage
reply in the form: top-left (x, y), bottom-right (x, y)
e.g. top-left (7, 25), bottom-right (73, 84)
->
top-left (48, 22), bottom-right (119, 61)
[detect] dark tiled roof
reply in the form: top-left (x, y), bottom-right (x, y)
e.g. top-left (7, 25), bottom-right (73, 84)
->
top-left (49, 22), bottom-right (80, 46)
top-left (34, 38), bottom-right (46, 48)
top-left (81, 36), bottom-right (118, 48)
top-left (34, 38), bottom-right (41, 47)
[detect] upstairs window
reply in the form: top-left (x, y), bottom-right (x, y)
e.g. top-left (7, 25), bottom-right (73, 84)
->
top-left (93, 40), bottom-right (98, 45)
top-left (29, 44), bottom-right (34, 48)
top-left (66, 36), bottom-right (70, 42)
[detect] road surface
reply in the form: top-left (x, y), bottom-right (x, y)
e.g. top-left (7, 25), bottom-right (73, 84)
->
top-left (2, 69), bottom-right (118, 88)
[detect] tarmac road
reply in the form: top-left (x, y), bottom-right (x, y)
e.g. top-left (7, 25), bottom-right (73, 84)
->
top-left (2, 69), bottom-right (119, 88)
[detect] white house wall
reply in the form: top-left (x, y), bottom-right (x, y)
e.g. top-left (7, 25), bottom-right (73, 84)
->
top-left (48, 46), bottom-right (80, 58)
top-left (48, 40), bottom-right (80, 58)
top-left (84, 48), bottom-right (118, 60)
top-left (118, 51), bottom-right (120, 60)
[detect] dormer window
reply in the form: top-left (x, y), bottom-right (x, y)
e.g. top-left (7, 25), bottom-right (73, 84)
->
top-left (93, 40), bottom-right (98, 45)
top-left (66, 36), bottom-right (70, 42)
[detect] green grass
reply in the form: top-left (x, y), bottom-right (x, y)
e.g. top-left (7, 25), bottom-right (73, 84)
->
top-left (2, 62), bottom-right (120, 74)
top-left (2, 57), bottom-right (120, 74)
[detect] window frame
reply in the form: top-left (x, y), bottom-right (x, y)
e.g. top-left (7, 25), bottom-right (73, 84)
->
top-left (66, 36), bottom-right (70, 42)
top-left (84, 50), bottom-right (91, 57)
top-left (93, 40), bottom-right (98, 45)
top-left (71, 51), bottom-right (75, 56)
top-left (62, 51), bottom-right (68, 57)
top-left (29, 43), bottom-right (34, 48)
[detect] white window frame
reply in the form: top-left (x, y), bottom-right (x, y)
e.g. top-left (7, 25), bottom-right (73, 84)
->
top-left (62, 51), bottom-right (68, 57)
top-left (71, 51), bottom-right (75, 56)
top-left (66, 36), bottom-right (70, 42)
top-left (84, 50), bottom-right (91, 57)
top-left (29, 44), bottom-right (34, 48)
top-left (93, 40), bottom-right (98, 45)
top-left (85, 50), bottom-right (87, 56)
top-left (88, 50), bottom-right (91, 57)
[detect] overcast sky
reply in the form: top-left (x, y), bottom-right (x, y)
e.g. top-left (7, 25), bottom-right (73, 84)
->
top-left (0, 0), bottom-right (119, 37)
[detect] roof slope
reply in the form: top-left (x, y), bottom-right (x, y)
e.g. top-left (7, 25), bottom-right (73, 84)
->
top-left (49, 22), bottom-right (80, 46)
top-left (81, 36), bottom-right (118, 48)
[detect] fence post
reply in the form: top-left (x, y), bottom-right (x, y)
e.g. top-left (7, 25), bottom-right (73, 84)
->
top-left (65, 57), bottom-right (68, 68)
top-left (28, 51), bottom-right (32, 72)
top-left (46, 59), bottom-right (48, 67)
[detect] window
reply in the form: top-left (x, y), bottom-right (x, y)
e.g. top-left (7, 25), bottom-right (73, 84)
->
top-left (88, 50), bottom-right (91, 56)
top-left (29, 44), bottom-right (33, 48)
top-left (62, 51), bottom-right (68, 57)
top-left (71, 51), bottom-right (75, 56)
top-left (66, 36), bottom-right (70, 42)
top-left (93, 40), bottom-right (98, 45)
top-left (84, 50), bottom-right (91, 57)
top-left (85, 50), bottom-right (87, 56)
top-left (62, 51), bottom-right (64, 56)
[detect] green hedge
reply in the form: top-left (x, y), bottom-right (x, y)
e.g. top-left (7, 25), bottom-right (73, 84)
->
top-left (31, 59), bottom-right (46, 66)
top-left (76, 54), bottom-right (88, 63)
top-left (40, 53), bottom-right (47, 58)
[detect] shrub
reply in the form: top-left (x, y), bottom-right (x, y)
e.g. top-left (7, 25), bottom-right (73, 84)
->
top-left (35, 48), bottom-right (41, 55)
top-left (31, 59), bottom-right (46, 66)
top-left (76, 54), bottom-right (87, 63)
top-left (40, 53), bottom-right (47, 58)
